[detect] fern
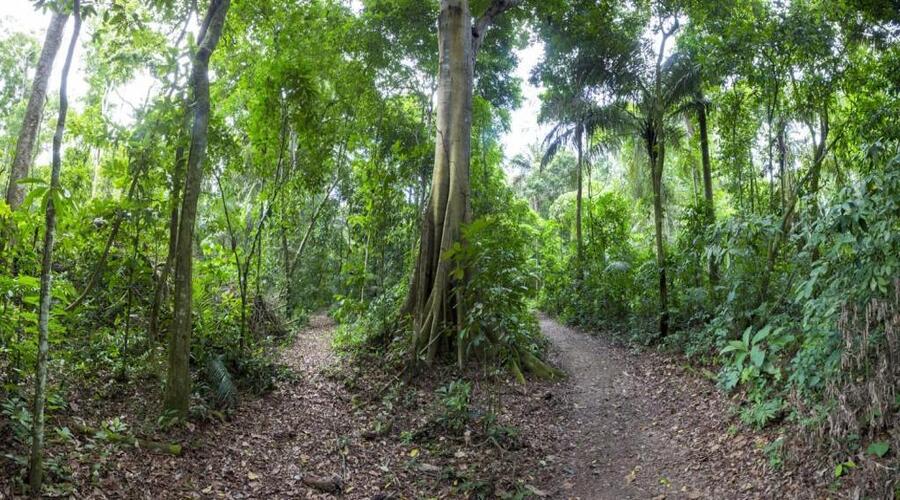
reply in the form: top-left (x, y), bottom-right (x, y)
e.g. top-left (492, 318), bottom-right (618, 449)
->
top-left (205, 355), bottom-right (237, 408)
top-left (740, 398), bottom-right (783, 429)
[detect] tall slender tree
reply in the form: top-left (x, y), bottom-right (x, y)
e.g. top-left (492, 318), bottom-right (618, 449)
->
top-left (165, 0), bottom-right (231, 416)
top-left (696, 93), bottom-right (718, 286)
top-left (29, 0), bottom-right (80, 495)
top-left (634, 25), bottom-right (700, 337)
top-left (5, 10), bottom-right (68, 210)
top-left (583, 24), bottom-right (700, 338)
top-left (540, 95), bottom-right (596, 280)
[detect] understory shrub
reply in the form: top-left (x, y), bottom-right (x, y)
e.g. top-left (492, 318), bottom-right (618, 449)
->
top-left (540, 188), bottom-right (639, 329)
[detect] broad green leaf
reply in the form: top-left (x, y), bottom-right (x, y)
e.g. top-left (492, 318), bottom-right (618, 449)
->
top-left (751, 325), bottom-right (771, 345)
top-left (721, 340), bottom-right (748, 354)
top-left (741, 326), bottom-right (752, 346)
top-left (15, 177), bottom-right (47, 185)
top-left (750, 345), bottom-right (765, 368)
top-left (866, 441), bottom-right (889, 458)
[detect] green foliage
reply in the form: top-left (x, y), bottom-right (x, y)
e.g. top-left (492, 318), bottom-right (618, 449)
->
top-left (718, 324), bottom-right (791, 392)
top-left (739, 396), bottom-right (784, 429)
top-left (764, 436), bottom-right (785, 470)
top-left (866, 441), bottom-right (890, 458)
top-left (833, 458), bottom-right (856, 479)
top-left (205, 355), bottom-right (237, 409)
top-left (1, 395), bottom-right (33, 445)
top-left (448, 206), bottom-right (544, 365)
top-left (332, 282), bottom-right (407, 354)
top-left (539, 188), bottom-right (638, 328)
top-left (435, 380), bottom-right (472, 434)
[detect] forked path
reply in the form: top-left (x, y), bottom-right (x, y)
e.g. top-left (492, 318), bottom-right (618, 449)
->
top-left (57, 315), bottom-right (799, 498)
top-left (540, 315), bottom-right (793, 499)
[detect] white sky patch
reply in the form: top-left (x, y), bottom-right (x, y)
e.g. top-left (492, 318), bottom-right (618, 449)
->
top-left (2, 0), bottom-right (155, 127)
top-left (501, 40), bottom-right (545, 161)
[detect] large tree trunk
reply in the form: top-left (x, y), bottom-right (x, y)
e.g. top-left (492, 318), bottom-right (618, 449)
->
top-left (697, 99), bottom-right (718, 287)
top-left (5, 12), bottom-right (68, 210)
top-left (406, 0), bottom-right (474, 366)
top-left (164, 0), bottom-right (230, 417)
top-left (29, 3), bottom-right (80, 495)
top-left (403, 0), bottom-right (527, 370)
top-left (648, 130), bottom-right (669, 337)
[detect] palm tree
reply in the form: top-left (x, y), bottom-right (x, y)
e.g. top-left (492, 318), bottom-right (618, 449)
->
top-left (562, 22), bottom-right (700, 337)
top-left (538, 14), bottom-right (699, 338)
top-left (540, 92), bottom-right (599, 281)
top-left (620, 24), bottom-right (701, 337)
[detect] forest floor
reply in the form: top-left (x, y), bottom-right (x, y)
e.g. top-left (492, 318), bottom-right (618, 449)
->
top-left (1, 314), bottom-right (828, 499)
top-left (537, 315), bottom-right (812, 499)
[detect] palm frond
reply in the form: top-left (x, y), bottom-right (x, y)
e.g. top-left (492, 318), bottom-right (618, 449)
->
top-left (509, 153), bottom-right (533, 171)
top-left (663, 122), bottom-right (687, 151)
top-left (206, 355), bottom-right (237, 408)
top-left (584, 102), bottom-right (634, 137)
top-left (541, 123), bottom-right (575, 169)
top-left (662, 53), bottom-right (702, 111)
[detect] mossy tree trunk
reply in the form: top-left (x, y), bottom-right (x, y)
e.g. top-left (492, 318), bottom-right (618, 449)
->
top-left (165, 0), bottom-right (231, 417)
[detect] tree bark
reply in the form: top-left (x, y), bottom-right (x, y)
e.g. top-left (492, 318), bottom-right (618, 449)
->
top-left (405, 0), bottom-right (476, 366)
top-left (164, 0), bottom-right (230, 417)
top-left (29, 3), bottom-right (80, 495)
top-left (697, 99), bottom-right (718, 287)
top-left (575, 124), bottom-right (584, 280)
top-left (5, 12), bottom-right (68, 210)
top-left (403, 0), bottom-right (523, 369)
top-left (648, 130), bottom-right (669, 337)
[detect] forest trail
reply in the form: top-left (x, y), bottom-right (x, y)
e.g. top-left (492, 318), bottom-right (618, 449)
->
top-left (44, 314), bottom-right (801, 499)
top-left (541, 315), bottom-right (791, 499)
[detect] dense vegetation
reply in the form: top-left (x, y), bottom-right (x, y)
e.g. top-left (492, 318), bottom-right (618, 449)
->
top-left (0, 0), bottom-right (897, 497)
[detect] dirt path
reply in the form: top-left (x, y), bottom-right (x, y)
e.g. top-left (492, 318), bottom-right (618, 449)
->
top-left (540, 315), bottom-right (797, 499)
top-left (8, 314), bottom-right (810, 498)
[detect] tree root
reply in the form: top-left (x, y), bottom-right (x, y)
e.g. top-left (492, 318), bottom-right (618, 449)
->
top-left (508, 356), bottom-right (526, 384)
top-left (71, 422), bottom-right (182, 455)
top-left (302, 474), bottom-right (343, 494)
top-left (516, 348), bottom-right (565, 380)
top-left (501, 347), bottom-right (567, 383)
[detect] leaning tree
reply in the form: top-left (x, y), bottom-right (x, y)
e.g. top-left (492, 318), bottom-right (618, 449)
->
top-left (5, 9), bottom-right (68, 210)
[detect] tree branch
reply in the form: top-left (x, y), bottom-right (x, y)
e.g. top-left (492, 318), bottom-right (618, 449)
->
top-left (472, 0), bottom-right (522, 54)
